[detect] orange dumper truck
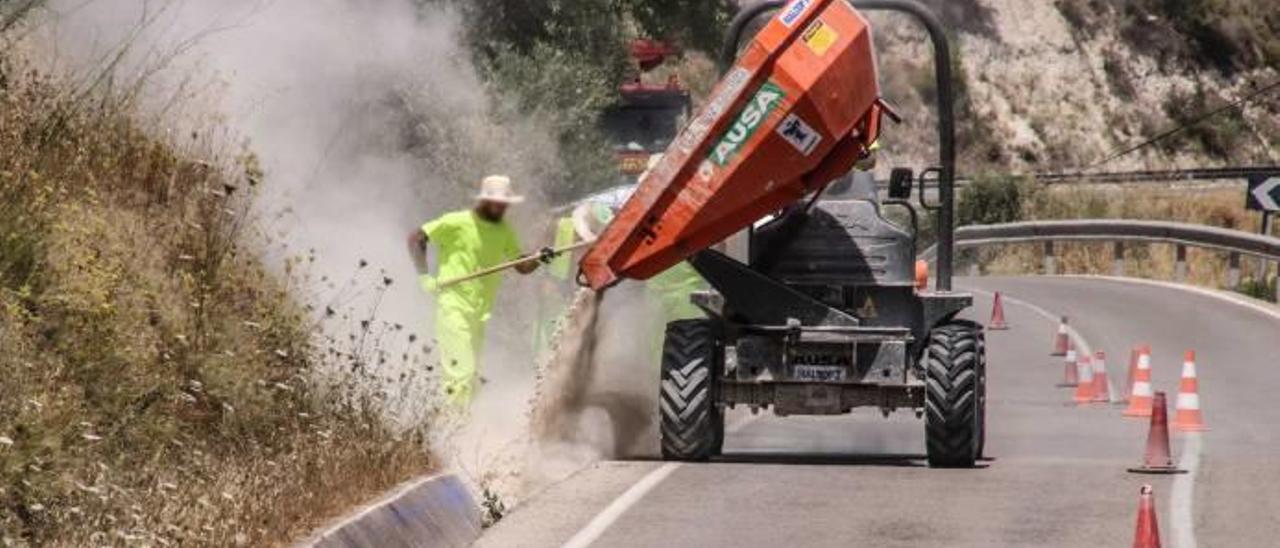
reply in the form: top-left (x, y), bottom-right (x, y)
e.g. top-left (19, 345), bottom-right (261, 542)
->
top-left (578, 0), bottom-right (986, 467)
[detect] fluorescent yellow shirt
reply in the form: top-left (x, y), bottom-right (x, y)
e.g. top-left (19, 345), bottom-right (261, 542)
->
top-left (422, 210), bottom-right (522, 318)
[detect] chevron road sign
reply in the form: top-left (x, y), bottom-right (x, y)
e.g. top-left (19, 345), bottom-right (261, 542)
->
top-left (1246, 175), bottom-right (1280, 212)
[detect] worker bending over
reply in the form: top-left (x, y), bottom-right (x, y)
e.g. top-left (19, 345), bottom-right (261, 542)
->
top-left (408, 175), bottom-right (547, 408)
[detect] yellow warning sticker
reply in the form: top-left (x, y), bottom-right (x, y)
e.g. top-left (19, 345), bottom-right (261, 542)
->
top-left (802, 20), bottom-right (839, 56)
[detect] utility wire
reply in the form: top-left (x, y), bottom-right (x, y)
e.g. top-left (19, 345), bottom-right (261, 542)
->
top-left (1089, 77), bottom-right (1280, 169)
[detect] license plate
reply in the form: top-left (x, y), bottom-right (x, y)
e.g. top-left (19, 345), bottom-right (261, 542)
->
top-left (792, 365), bottom-right (847, 382)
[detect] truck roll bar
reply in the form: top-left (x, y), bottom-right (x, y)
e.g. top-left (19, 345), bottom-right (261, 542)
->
top-left (721, 0), bottom-right (957, 291)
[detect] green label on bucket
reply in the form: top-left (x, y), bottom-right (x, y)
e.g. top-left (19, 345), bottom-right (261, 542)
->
top-left (709, 81), bottom-right (785, 167)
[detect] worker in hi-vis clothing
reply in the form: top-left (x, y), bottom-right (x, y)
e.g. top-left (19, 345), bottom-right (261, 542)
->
top-left (407, 175), bottom-right (547, 408)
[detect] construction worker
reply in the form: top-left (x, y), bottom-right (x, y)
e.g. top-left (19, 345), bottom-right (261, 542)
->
top-left (407, 175), bottom-right (550, 408)
top-left (531, 215), bottom-right (578, 358)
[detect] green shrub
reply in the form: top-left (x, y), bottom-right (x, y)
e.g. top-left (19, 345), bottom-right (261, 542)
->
top-left (958, 175), bottom-right (1029, 226)
top-left (1236, 276), bottom-right (1277, 301)
top-left (1160, 88), bottom-right (1250, 160)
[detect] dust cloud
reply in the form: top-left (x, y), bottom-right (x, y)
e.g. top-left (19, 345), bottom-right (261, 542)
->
top-left (33, 0), bottom-right (661, 507)
top-left (518, 286), bottom-right (661, 493)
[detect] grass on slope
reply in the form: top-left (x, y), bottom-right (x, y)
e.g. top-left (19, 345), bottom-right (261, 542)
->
top-left (0, 53), bottom-right (431, 545)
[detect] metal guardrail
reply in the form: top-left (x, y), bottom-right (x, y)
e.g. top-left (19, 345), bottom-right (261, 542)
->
top-left (887, 166), bottom-right (1280, 189)
top-left (921, 219), bottom-right (1280, 302)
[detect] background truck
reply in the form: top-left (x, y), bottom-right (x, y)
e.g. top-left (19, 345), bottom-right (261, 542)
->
top-left (602, 40), bottom-right (693, 187)
top-left (578, 0), bottom-right (986, 468)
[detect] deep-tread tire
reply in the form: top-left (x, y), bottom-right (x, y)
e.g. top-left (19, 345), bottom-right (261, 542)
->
top-left (976, 328), bottom-right (987, 460)
top-left (925, 320), bottom-right (986, 468)
top-left (659, 320), bottom-right (724, 461)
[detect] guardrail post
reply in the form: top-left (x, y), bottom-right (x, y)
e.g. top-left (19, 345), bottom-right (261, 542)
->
top-left (1273, 261), bottom-right (1279, 304)
top-left (1043, 241), bottom-right (1056, 275)
top-left (1112, 242), bottom-right (1125, 277)
top-left (1175, 244), bottom-right (1188, 282)
top-left (968, 261), bottom-right (979, 277)
top-left (1227, 253), bottom-right (1241, 288)
top-left (1269, 262), bottom-right (1280, 302)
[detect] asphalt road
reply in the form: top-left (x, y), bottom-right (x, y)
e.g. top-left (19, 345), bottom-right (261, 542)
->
top-left (476, 276), bottom-right (1280, 548)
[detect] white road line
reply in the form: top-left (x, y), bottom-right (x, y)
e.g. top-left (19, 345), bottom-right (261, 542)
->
top-left (964, 287), bottom-right (1093, 357)
top-left (561, 277), bottom-right (1258, 548)
top-left (1172, 433), bottom-right (1203, 548)
top-left (1060, 275), bottom-right (1280, 321)
top-left (975, 275), bottom-right (1280, 548)
top-left (559, 414), bottom-right (759, 548)
top-left (1055, 275), bottom-right (1280, 548)
top-left (558, 462), bottom-right (681, 548)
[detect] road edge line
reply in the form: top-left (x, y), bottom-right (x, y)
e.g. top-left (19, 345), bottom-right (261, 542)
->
top-left (1171, 433), bottom-right (1203, 548)
top-left (558, 462), bottom-right (681, 548)
top-left (965, 287), bottom-right (1094, 357)
top-left (558, 414), bottom-right (759, 548)
top-left (1058, 275), bottom-right (1280, 321)
top-left (1056, 274), bottom-right (1280, 548)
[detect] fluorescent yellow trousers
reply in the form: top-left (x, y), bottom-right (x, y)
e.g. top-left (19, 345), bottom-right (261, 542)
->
top-left (435, 296), bottom-right (487, 408)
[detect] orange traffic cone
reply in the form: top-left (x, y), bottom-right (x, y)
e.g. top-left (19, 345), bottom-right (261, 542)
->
top-left (989, 292), bottom-right (1009, 330)
top-left (1122, 345), bottom-right (1139, 401)
top-left (1050, 316), bottom-right (1069, 356)
top-left (1073, 354), bottom-right (1095, 404)
top-left (1132, 485), bottom-right (1163, 548)
top-left (1091, 350), bottom-right (1111, 403)
top-left (1128, 392), bottom-right (1184, 474)
top-left (1057, 340), bottom-right (1078, 387)
top-left (1124, 348), bottom-right (1155, 417)
top-left (1173, 350), bottom-right (1208, 432)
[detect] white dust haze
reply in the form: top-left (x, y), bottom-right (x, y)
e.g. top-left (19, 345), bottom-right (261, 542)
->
top-left (34, 0), bottom-right (662, 503)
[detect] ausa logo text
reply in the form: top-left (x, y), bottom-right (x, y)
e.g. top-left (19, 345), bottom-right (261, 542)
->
top-left (709, 81), bottom-right (785, 167)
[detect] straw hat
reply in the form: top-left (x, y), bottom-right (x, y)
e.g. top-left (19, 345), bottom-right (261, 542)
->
top-left (474, 175), bottom-right (525, 204)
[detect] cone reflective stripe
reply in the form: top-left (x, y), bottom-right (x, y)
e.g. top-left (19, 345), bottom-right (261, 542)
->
top-left (1174, 350), bottom-right (1208, 432)
top-left (989, 292), bottom-right (1009, 330)
top-left (1123, 345), bottom-right (1142, 401)
top-left (1128, 392), bottom-right (1185, 474)
top-left (1124, 348), bottom-right (1155, 417)
top-left (1051, 316), bottom-right (1069, 356)
top-left (1073, 354), bottom-right (1095, 404)
top-left (1091, 350), bottom-right (1111, 403)
top-left (1058, 341), bottom-right (1078, 387)
top-left (1132, 485), bottom-right (1163, 548)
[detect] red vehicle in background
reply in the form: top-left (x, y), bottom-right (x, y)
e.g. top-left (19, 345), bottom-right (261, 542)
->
top-left (601, 40), bottom-right (692, 186)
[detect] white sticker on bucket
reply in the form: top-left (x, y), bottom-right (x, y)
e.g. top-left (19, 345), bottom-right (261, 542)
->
top-left (678, 67), bottom-right (751, 154)
top-left (776, 113), bottom-right (822, 156)
top-left (779, 0), bottom-right (814, 28)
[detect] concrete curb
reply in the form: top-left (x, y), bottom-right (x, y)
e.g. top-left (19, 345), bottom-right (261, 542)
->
top-left (299, 474), bottom-right (482, 548)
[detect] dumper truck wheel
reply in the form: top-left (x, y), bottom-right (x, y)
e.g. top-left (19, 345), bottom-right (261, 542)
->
top-left (976, 328), bottom-right (987, 460)
top-left (660, 320), bottom-right (724, 461)
top-left (924, 320), bottom-right (985, 468)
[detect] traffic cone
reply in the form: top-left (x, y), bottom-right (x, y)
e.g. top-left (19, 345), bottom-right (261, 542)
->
top-left (1123, 348), bottom-right (1155, 417)
top-left (1057, 340), bottom-right (1078, 387)
top-left (1173, 350), bottom-right (1208, 432)
top-left (989, 292), bottom-right (1009, 330)
top-left (1131, 485), bottom-right (1163, 548)
top-left (1128, 392), bottom-right (1184, 474)
top-left (1091, 350), bottom-right (1111, 403)
top-left (1073, 354), bottom-right (1095, 404)
top-left (1050, 316), bottom-right (1069, 356)
top-left (1122, 345), bottom-right (1139, 401)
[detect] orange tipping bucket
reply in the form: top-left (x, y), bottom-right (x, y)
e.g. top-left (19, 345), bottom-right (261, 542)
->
top-left (579, 0), bottom-right (886, 290)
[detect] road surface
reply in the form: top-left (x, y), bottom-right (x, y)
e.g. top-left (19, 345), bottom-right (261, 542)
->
top-left (476, 276), bottom-right (1280, 547)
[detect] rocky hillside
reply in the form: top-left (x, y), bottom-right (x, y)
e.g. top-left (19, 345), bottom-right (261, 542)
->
top-left (863, 0), bottom-right (1279, 174)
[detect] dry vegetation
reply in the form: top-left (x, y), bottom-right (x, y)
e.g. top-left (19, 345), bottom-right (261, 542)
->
top-left (959, 178), bottom-right (1277, 297)
top-left (0, 52), bottom-right (431, 545)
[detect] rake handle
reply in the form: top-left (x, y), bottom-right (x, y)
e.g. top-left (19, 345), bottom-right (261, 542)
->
top-left (433, 239), bottom-right (595, 290)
